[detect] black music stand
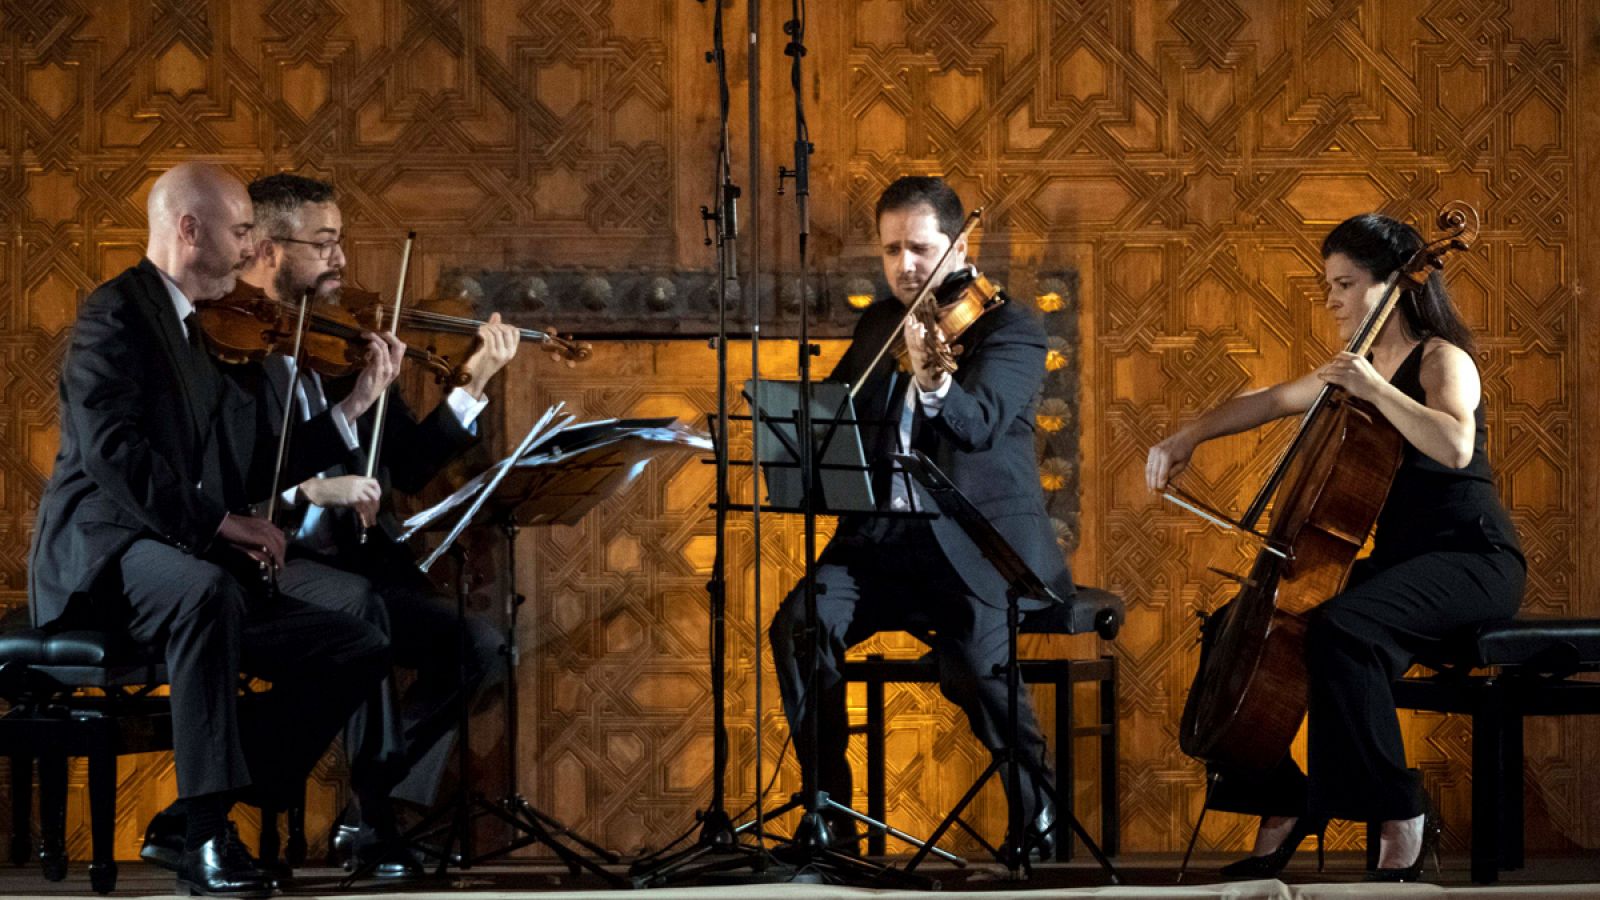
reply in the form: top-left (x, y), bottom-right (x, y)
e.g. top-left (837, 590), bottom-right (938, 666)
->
top-left (467, 432), bottom-right (702, 873)
top-left (742, 386), bottom-right (947, 887)
top-left (892, 451), bottom-right (1120, 883)
top-left (345, 422), bottom-right (696, 888)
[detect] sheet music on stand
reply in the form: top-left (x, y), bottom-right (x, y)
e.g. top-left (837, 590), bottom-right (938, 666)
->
top-left (405, 409), bottom-right (712, 571)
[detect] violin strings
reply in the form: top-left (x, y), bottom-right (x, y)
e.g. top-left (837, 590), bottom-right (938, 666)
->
top-left (399, 308), bottom-right (553, 343)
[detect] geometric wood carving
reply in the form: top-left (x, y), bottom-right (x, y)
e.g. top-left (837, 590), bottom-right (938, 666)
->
top-left (0, 0), bottom-right (1594, 858)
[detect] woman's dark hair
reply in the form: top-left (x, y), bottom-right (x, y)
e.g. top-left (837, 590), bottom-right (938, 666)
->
top-left (1321, 213), bottom-right (1475, 353)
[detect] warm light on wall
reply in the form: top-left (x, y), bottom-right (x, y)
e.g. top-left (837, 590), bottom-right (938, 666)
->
top-left (1040, 457), bottom-right (1073, 491)
top-left (847, 293), bottom-right (875, 309)
top-left (1037, 291), bottom-right (1064, 312)
top-left (1036, 397), bottom-right (1072, 433)
top-left (1045, 337), bottom-right (1073, 372)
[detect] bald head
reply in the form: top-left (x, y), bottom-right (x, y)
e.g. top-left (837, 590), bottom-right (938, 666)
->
top-left (146, 162), bottom-right (255, 301)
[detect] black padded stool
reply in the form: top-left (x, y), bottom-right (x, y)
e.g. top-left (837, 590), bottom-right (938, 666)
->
top-left (841, 586), bottom-right (1123, 860)
top-left (0, 626), bottom-right (169, 895)
top-left (1391, 616), bottom-right (1600, 884)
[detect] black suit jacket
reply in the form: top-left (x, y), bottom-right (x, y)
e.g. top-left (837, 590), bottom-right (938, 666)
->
top-left (828, 295), bottom-right (1073, 610)
top-left (27, 260), bottom-right (352, 628)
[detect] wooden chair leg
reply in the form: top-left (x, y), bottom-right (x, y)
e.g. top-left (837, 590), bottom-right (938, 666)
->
top-left (1471, 681), bottom-right (1507, 884)
top-left (1100, 655), bottom-right (1119, 857)
top-left (36, 753), bottom-right (66, 882)
top-left (1054, 667), bottom-right (1073, 862)
top-left (257, 805), bottom-right (281, 867)
top-left (86, 742), bottom-right (117, 894)
top-left (1501, 708), bottom-right (1525, 871)
top-left (286, 779), bottom-right (308, 868)
top-left (9, 755), bottom-right (32, 865)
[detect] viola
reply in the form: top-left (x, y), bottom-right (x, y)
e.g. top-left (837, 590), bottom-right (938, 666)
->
top-left (892, 266), bottom-right (1006, 375)
top-left (193, 281), bottom-right (461, 385)
top-left (336, 288), bottom-right (593, 371)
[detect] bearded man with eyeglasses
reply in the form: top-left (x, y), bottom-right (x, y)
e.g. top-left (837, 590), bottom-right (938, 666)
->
top-left (134, 173), bottom-right (521, 878)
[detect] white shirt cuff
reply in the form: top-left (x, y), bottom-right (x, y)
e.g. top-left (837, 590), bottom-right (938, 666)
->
top-left (329, 402), bottom-right (360, 450)
top-left (918, 374), bottom-right (953, 416)
top-left (446, 387), bottom-right (489, 431)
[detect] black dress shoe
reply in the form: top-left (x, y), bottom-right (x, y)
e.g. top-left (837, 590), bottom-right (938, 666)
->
top-left (1003, 797), bottom-right (1057, 862)
top-left (339, 824), bottom-right (424, 879)
top-left (139, 808), bottom-right (186, 872)
top-left (327, 823), bottom-right (360, 868)
top-left (350, 838), bottom-right (424, 879)
top-left (174, 831), bottom-right (274, 898)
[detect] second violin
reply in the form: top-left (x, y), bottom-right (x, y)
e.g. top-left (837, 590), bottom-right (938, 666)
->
top-left (193, 281), bottom-right (463, 385)
top-left (337, 288), bottom-right (592, 374)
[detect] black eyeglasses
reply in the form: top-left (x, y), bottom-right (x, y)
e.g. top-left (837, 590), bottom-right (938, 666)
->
top-left (275, 236), bottom-right (343, 260)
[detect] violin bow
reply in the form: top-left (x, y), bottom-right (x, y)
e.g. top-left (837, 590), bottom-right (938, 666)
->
top-left (358, 230), bottom-right (416, 542)
top-left (261, 286), bottom-right (316, 591)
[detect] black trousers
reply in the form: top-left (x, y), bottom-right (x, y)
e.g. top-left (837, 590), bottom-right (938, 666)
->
top-left (1209, 546), bottom-right (1524, 823)
top-left (768, 521), bottom-right (1051, 821)
top-left (277, 544), bottom-right (504, 809)
top-left (118, 539), bottom-right (390, 805)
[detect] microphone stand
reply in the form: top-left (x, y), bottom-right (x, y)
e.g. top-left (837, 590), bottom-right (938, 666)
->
top-left (766, 0), bottom-right (932, 887)
top-left (627, 0), bottom-right (788, 885)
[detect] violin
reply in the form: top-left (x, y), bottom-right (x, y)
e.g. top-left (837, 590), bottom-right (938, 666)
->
top-left (336, 288), bottom-right (593, 370)
top-left (193, 281), bottom-right (462, 384)
top-left (892, 266), bottom-right (1006, 375)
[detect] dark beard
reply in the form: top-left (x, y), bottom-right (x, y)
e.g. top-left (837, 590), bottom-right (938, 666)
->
top-left (273, 267), bottom-right (339, 304)
top-left (271, 265), bottom-right (303, 302)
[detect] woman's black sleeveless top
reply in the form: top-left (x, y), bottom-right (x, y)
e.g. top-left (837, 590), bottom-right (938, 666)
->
top-left (1369, 341), bottom-right (1523, 567)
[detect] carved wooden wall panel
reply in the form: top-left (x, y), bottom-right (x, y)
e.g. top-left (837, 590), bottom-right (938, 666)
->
top-left (0, 0), bottom-right (1596, 861)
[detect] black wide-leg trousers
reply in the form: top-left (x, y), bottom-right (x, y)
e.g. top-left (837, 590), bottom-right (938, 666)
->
top-left (768, 521), bottom-right (1052, 821)
top-left (1209, 546), bottom-right (1524, 823)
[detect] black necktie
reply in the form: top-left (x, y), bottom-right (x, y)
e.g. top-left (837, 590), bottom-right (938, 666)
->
top-left (182, 312), bottom-right (205, 354)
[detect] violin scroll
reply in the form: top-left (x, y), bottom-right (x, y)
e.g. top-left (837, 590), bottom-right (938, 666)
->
top-left (542, 329), bottom-right (593, 367)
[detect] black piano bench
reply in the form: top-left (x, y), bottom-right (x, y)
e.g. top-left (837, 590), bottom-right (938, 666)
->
top-left (1391, 616), bottom-right (1600, 884)
top-left (0, 626), bottom-right (169, 895)
top-left (841, 585), bottom-right (1124, 860)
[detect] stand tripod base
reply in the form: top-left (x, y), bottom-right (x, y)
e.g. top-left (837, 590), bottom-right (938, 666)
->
top-left (905, 755), bottom-right (1119, 884)
top-left (468, 792), bottom-right (625, 886)
top-left (762, 794), bottom-right (943, 890)
top-left (341, 790), bottom-right (625, 889)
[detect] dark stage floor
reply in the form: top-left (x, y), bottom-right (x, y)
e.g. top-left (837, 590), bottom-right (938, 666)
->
top-left (3, 852), bottom-right (1600, 898)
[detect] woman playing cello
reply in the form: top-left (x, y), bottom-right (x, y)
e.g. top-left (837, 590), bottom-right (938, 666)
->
top-left (1146, 213), bottom-right (1524, 881)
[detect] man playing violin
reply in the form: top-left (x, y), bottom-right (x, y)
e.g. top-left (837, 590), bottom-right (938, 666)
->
top-left (768, 176), bottom-right (1074, 856)
top-left (211, 172), bottom-right (520, 875)
top-left (28, 162), bottom-right (400, 898)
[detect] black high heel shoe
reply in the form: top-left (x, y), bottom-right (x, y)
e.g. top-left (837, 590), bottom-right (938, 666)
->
top-left (1368, 804), bottom-right (1441, 883)
top-left (1219, 815), bottom-right (1328, 879)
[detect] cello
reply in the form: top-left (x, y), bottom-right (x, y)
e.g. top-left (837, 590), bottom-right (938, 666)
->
top-left (1169, 203), bottom-right (1480, 772)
